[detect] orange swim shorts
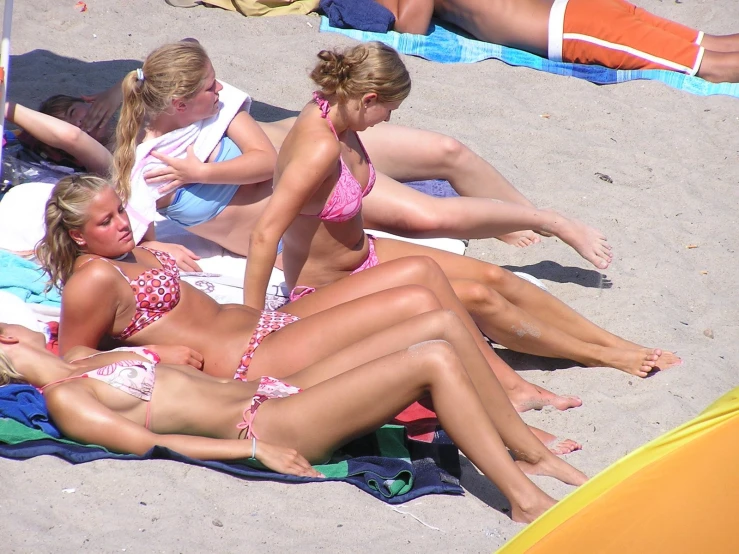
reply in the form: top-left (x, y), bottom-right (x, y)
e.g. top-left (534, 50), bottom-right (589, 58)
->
top-left (548, 0), bottom-right (705, 75)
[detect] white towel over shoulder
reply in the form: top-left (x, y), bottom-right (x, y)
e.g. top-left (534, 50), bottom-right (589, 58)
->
top-left (126, 81), bottom-right (251, 242)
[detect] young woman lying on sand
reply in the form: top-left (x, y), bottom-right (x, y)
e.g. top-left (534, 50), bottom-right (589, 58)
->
top-left (245, 42), bottom-right (681, 380)
top-left (39, 174), bottom-right (587, 455)
top-left (0, 320), bottom-right (587, 524)
top-left (27, 39), bottom-right (611, 254)
top-left (377, 0), bottom-right (739, 83)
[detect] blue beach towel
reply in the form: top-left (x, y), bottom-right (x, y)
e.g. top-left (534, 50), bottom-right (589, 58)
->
top-left (0, 250), bottom-right (62, 307)
top-left (320, 17), bottom-right (739, 99)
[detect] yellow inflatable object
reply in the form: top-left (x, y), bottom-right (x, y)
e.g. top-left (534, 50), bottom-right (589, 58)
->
top-left (498, 387), bottom-right (739, 554)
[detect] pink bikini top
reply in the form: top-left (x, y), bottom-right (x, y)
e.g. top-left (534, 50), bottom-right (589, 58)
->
top-left (301, 92), bottom-right (376, 223)
top-left (40, 347), bottom-right (159, 429)
top-left (81, 247), bottom-right (181, 341)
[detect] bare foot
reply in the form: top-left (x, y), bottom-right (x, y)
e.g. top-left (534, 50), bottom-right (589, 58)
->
top-left (529, 426), bottom-right (582, 455)
top-left (598, 347), bottom-right (682, 377)
top-left (516, 453), bottom-right (589, 487)
top-left (510, 492), bottom-right (557, 524)
top-left (509, 383), bottom-right (583, 412)
top-left (544, 212), bottom-right (613, 270)
top-left (497, 230), bottom-right (541, 248)
top-left (654, 350), bottom-right (682, 370)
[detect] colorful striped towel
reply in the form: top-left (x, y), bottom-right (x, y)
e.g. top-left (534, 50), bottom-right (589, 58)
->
top-left (0, 415), bottom-right (462, 504)
top-left (320, 17), bottom-right (739, 99)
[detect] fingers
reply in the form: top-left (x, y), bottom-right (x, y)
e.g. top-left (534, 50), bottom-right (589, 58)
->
top-left (189, 349), bottom-right (204, 370)
top-left (178, 257), bottom-right (203, 272)
top-left (143, 168), bottom-right (172, 181)
top-left (178, 245), bottom-right (201, 261)
top-left (157, 182), bottom-right (183, 195)
top-left (149, 150), bottom-right (173, 163)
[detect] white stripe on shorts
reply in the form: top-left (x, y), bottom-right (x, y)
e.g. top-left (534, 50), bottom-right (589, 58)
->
top-left (562, 32), bottom-right (694, 73)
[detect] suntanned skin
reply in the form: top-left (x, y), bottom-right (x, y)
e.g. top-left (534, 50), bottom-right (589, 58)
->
top-left (2, 321), bottom-right (590, 523)
top-left (247, 91), bottom-right (681, 383)
top-left (377, 0), bottom-right (739, 82)
top-left (58, 186), bottom-right (591, 426)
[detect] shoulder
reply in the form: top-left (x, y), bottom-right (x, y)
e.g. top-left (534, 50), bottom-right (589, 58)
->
top-left (63, 258), bottom-right (124, 301)
top-left (286, 123), bottom-right (341, 168)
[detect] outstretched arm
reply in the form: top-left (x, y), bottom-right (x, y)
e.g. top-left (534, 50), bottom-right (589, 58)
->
top-left (45, 385), bottom-right (321, 477)
top-left (243, 137), bottom-right (339, 308)
top-left (375, 0), bottom-right (435, 35)
top-left (5, 101), bottom-right (112, 175)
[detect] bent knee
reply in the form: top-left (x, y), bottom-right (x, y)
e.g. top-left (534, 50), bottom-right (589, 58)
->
top-left (391, 284), bottom-right (443, 313)
top-left (408, 338), bottom-right (465, 380)
top-left (436, 135), bottom-right (471, 169)
top-left (389, 255), bottom-right (446, 284)
top-left (453, 280), bottom-right (506, 312)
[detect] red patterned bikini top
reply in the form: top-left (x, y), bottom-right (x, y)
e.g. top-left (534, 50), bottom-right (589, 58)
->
top-left (81, 247), bottom-right (181, 340)
top-left (300, 92), bottom-right (376, 223)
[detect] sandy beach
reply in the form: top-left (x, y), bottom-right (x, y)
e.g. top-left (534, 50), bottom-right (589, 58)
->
top-left (2, 0), bottom-right (738, 551)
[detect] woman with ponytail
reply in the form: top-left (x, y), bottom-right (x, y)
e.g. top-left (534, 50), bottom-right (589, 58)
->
top-left (112, 40), bottom-right (277, 256)
top-left (245, 42), bottom-right (681, 383)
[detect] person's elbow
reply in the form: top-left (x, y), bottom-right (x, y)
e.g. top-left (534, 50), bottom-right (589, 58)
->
top-left (56, 124), bottom-right (86, 150)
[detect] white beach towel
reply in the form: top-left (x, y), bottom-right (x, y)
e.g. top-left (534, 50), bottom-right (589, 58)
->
top-left (0, 182), bottom-right (56, 254)
top-left (127, 81), bottom-right (251, 243)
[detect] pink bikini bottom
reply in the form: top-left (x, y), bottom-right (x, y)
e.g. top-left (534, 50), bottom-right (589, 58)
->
top-left (234, 310), bottom-right (300, 382)
top-left (289, 234), bottom-right (379, 302)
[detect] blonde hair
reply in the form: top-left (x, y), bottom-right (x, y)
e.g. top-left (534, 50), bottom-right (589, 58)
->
top-left (36, 174), bottom-right (113, 289)
top-left (0, 344), bottom-right (25, 386)
top-left (310, 42), bottom-right (411, 104)
top-left (113, 41), bottom-right (211, 200)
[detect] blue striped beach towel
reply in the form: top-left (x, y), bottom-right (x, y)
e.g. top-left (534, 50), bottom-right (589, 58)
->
top-left (320, 17), bottom-right (739, 99)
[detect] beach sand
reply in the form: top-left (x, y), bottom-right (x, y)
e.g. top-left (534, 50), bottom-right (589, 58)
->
top-left (3, 0), bottom-right (738, 551)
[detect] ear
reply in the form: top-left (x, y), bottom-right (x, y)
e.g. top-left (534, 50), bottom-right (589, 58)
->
top-left (362, 93), bottom-right (378, 108)
top-left (0, 335), bottom-right (20, 345)
top-left (68, 229), bottom-right (85, 247)
top-left (173, 98), bottom-right (188, 113)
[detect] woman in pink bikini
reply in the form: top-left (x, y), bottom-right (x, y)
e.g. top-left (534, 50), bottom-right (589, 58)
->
top-left (245, 42), bottom-right (681, 380)
top-left (0, 321), bottom-right (586, 523)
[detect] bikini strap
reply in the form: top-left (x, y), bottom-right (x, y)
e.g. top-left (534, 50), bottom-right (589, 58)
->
top-left (140, 247), bottom-right (178, 271)
top-left (313, 91), bottom-right (339, 139)
top-left (39, 374), bottom-right (86, 392)
top-left (79, 256), bottom-right (130, 283)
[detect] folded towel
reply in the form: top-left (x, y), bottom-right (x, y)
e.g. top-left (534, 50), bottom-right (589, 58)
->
top-left (404, 178), bottom-right (459, 199)
top-left (320, 17), bottom-right (739, 98)
top-left (320, 0), bottom-right (395, 33)
top-left (0, 250), bottom-right (61, 307)
top-left (0, 182), bottom-right (56, 254)
top-left (0, 417), bottom-right (462, 503)
top-left (127, 81), bottom-right (251, 242)
top-left (0, 386), bottom-right (61, 438)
